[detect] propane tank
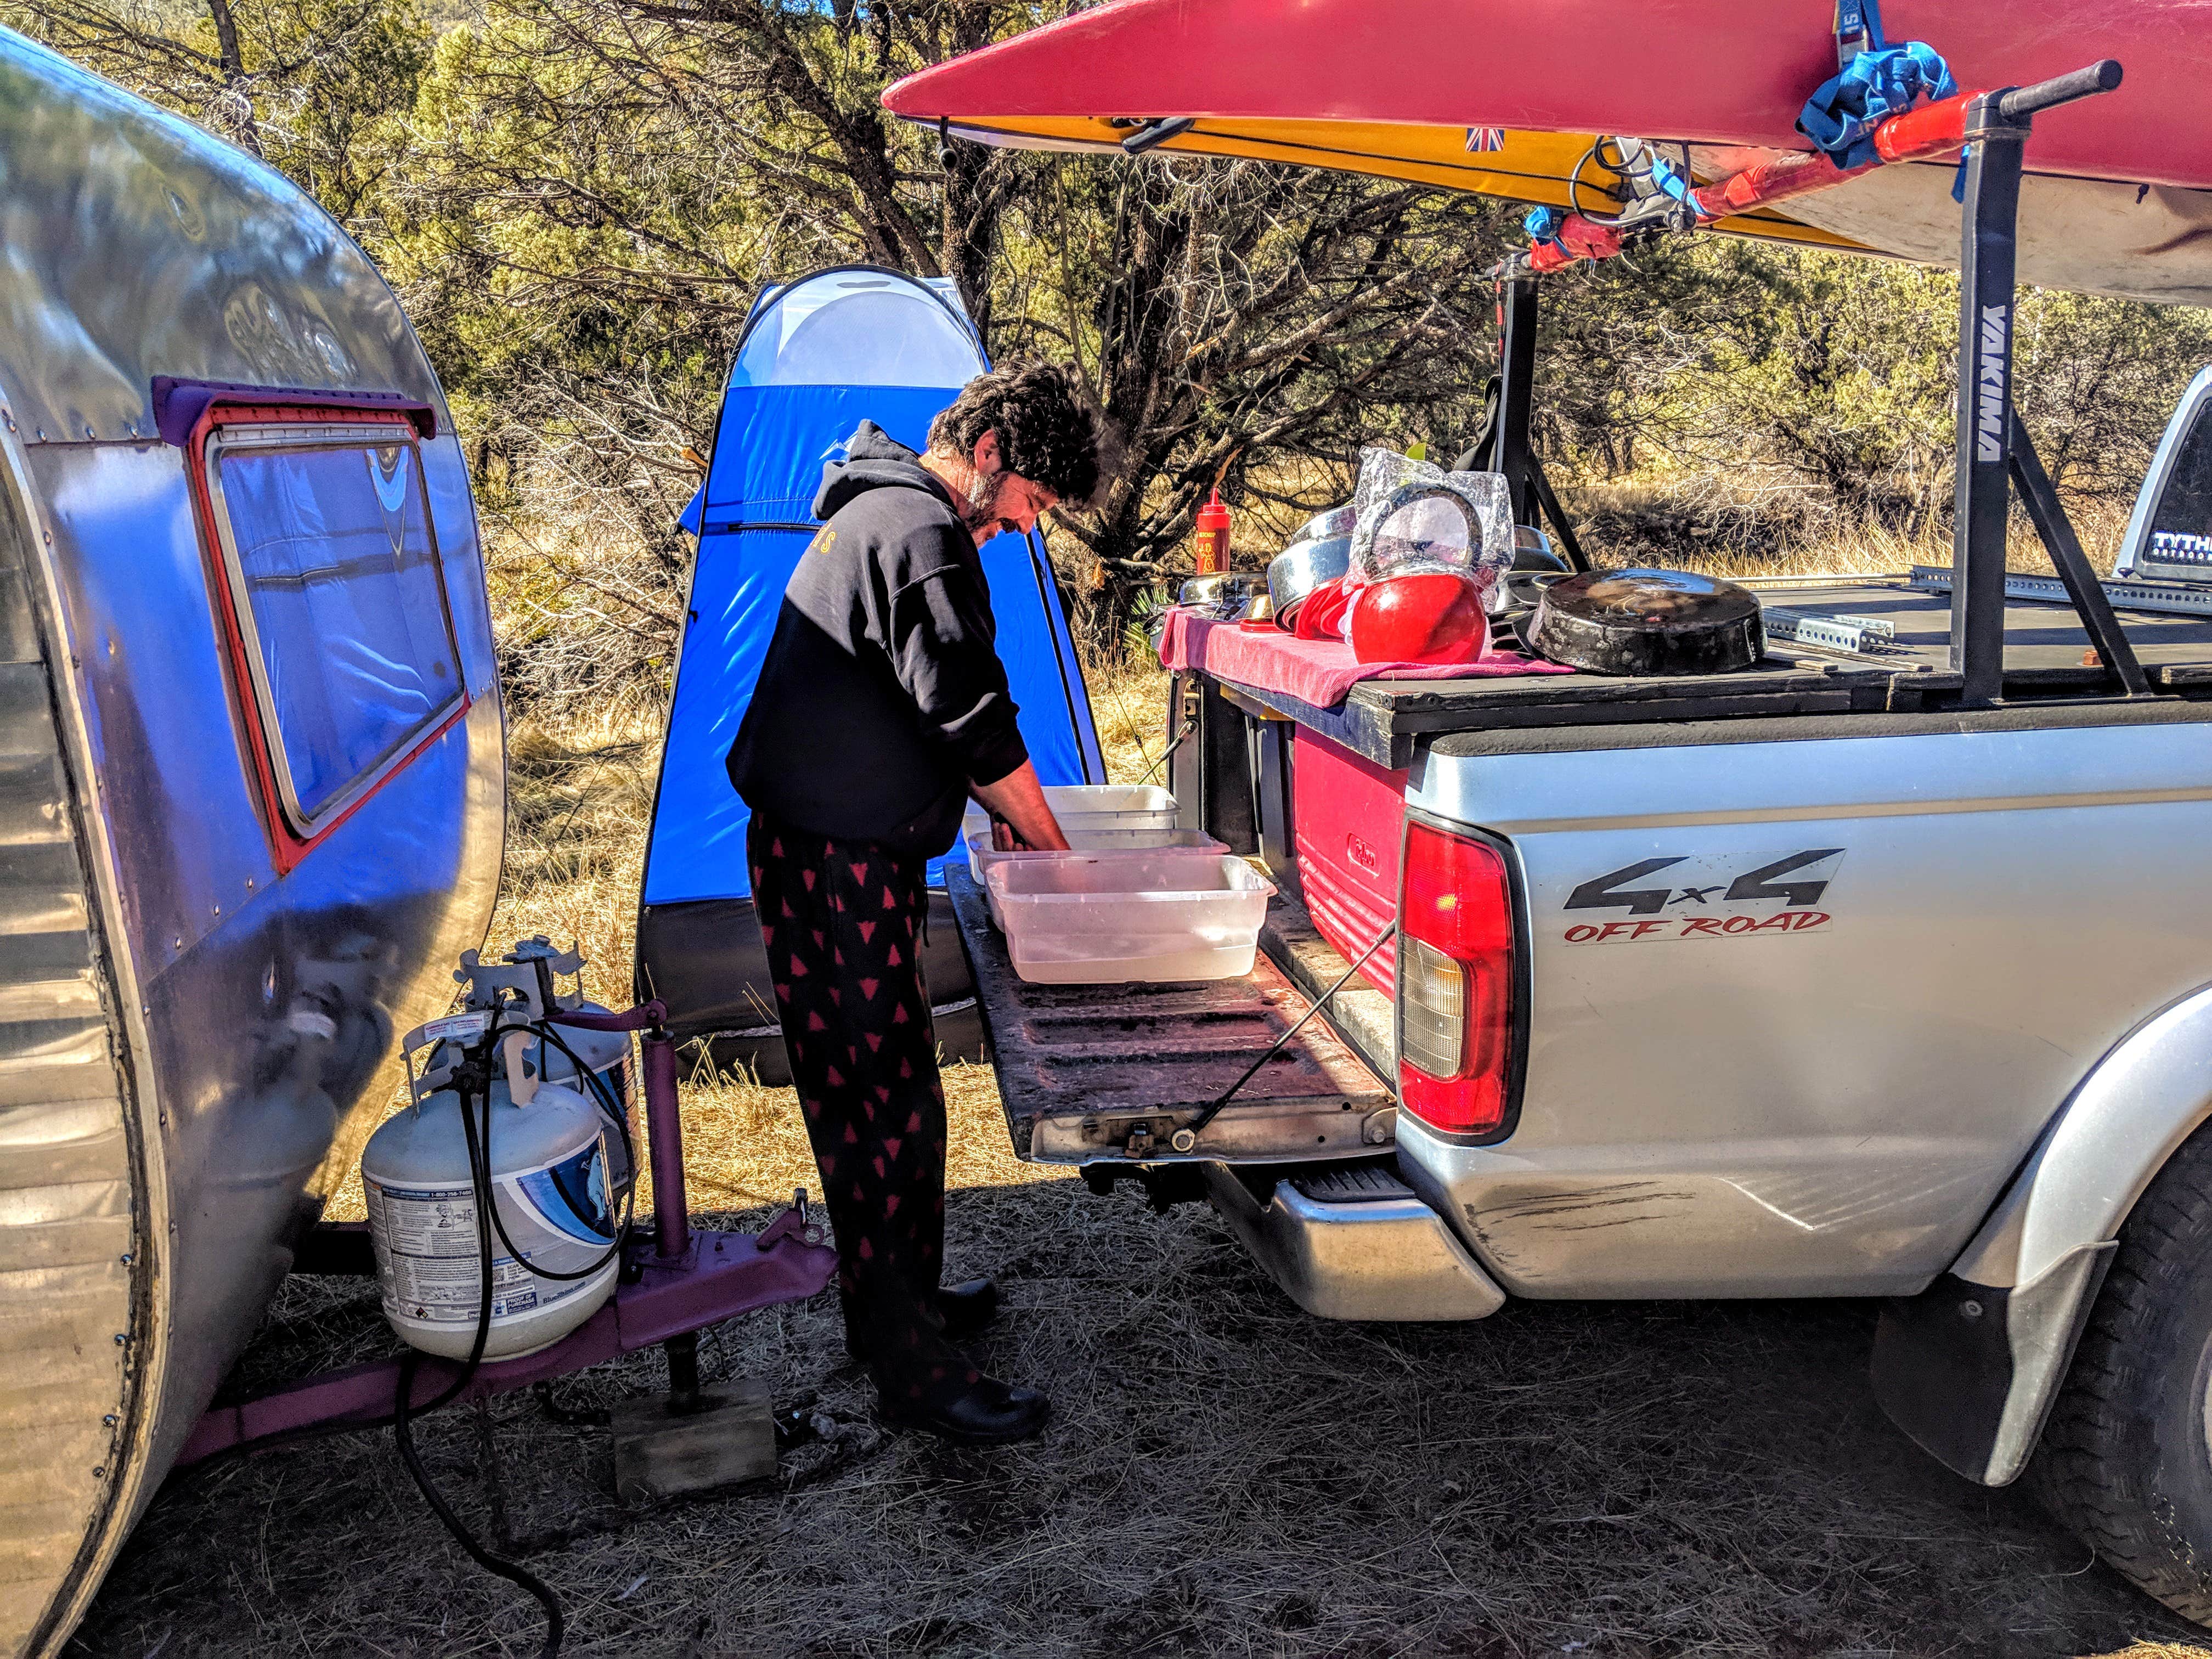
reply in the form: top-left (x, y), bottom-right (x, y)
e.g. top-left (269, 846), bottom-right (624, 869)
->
top-left (1193, 488), bottom-right (1233, 575)
top-left (456, 938), bottom-right (635, 1201)
top-left (363, 1015), bottom-right (619, 1361)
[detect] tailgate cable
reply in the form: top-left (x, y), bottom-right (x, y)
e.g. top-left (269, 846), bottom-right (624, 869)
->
top-left (1142, 716), bottom-right (1197, 785)
top-left (1171, 921), bottom-right (1398, 1151)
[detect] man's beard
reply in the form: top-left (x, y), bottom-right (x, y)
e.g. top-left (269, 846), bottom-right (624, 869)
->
top-left (957, 467), bottom-right (1017, 539)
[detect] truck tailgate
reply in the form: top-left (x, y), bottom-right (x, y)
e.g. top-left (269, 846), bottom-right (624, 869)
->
top-left (946, 864), bottom-right (1392, 1165)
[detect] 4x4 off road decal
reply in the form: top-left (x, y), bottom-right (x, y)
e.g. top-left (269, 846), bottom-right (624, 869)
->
top-left (1559, 848), bottom-right (1844, 945)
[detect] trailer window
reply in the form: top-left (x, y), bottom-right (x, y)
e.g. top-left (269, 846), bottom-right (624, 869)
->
top-left (207, 430), bottom-right (462, 831)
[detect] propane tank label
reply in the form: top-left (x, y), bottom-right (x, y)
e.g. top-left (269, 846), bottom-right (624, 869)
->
top-left (367, 1135), bottom-right (614, 1325)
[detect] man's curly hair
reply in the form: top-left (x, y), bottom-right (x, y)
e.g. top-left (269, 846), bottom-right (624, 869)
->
top-left (928, 360), bottom-right (1106, 507)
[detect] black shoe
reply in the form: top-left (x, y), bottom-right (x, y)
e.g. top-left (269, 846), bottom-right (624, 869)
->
top-left (843, 1278), bottom-right (1001, 1360)
top-left (877, 1373), bottom-right (1051, 1445)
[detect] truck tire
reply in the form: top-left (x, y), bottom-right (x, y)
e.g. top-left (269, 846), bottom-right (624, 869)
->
top-left (2035, 1120), bottom-right (2212, 1623)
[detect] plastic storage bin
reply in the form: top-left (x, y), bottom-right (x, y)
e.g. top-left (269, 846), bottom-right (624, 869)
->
top-left (967, 828), bottom-right (1229, 926)
top-left (986, 853), bottom-right (1277, 984)
top-left (962, 783), bottom-right (1177, 856)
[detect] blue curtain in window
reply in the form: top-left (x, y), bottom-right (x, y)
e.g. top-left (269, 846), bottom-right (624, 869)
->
top-left (220, 442), bottom-right (460, 820)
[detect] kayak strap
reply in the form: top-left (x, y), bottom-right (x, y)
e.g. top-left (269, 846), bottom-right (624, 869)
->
top-left (1799, 0), bottom-right (1957, 170)
top-left (1644, 152), bottom-right (1696, 208)
top-left (1832, 0), bottom-right (1880, 67)
top-left (1522, 205), bottom-right (1568, 259)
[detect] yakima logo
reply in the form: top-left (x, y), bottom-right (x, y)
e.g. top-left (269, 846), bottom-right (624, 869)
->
top-left (1976, 304), bottom-right (2010, 462)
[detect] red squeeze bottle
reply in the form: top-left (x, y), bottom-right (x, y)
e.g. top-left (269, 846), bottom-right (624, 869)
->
top-left (1193, 489), bottom-right (1232, 575)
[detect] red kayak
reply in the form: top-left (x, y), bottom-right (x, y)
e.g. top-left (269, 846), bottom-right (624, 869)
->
top-left (883, 1), bottom-right (2212, 304)
top-left (884, 0), bottom-right (2210, 189)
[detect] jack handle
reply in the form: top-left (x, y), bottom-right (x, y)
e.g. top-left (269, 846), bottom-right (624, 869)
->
top-left (547, 1000), bottom-right (687, 1257)
top-left (1996, 59), bottom-right (2121, 123)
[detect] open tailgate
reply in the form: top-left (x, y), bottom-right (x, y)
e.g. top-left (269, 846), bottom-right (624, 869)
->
top-left (946, 864), bottom-right (1393, 1165)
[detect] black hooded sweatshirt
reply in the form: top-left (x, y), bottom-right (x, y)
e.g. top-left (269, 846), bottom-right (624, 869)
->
top-left (725, 422), bottom-right (1028, 857)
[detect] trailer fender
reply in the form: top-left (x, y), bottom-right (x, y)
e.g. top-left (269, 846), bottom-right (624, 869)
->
top-left (1872, 982), bottom-right (2212, 1486)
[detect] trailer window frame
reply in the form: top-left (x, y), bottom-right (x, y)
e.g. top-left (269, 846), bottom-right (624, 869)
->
top-left (188, 407), bottom-right (469, 868)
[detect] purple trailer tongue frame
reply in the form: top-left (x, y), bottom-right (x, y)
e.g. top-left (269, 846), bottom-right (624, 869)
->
top-left (179, 1002), bottom-right (837, 1465)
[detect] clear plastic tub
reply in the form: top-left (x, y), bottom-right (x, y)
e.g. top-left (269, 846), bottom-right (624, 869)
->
top-left (962, 784), bottom-right (1177, 856)
top-left (986, 853), bottom-right (1277, 984)
top-left (967, 828), bottom-right (1229, 925)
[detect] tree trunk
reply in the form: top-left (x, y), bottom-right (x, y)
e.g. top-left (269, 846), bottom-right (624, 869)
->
top-left (203, 0), bottom-right (262, 156)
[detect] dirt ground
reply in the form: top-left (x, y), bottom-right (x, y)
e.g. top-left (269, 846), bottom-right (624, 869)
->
top-left (66, 658), bottom-right (2212, 1659)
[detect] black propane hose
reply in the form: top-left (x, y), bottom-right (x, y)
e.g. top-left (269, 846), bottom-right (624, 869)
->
top-left (394, 1356), bottom-right (563, 1659)
top-left (390, 1007), bottom-right (567, 1657)
top-left (532, 1018), bottom-right (637, 1171)
top-left (473, 1019), bottom-right (635, 1284)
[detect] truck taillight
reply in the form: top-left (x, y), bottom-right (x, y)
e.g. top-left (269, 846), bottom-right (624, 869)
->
top-left (1397, 820), bottom-right (1515, 1136)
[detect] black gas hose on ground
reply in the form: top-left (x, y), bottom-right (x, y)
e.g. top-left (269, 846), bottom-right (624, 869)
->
top-left (387, 1003), bottom-right (574, 1659)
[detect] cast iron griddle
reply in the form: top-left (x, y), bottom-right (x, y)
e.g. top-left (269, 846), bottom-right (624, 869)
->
top-left (1529, 567), bottom-right (1765, 674)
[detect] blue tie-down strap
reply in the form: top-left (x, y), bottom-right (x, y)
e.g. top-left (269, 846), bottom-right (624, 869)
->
top-left (1796, 41), bottom-right (1958, 171)
top-left (1645, 153), bottom-right (1696, 208)
top-left (1523, 205), bottom-right (1567, 252)
top-left (1833, 0), bottom-right (1881, 63)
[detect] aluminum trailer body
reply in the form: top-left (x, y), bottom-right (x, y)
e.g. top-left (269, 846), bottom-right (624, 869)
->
top-left (0, 32), bottom-right (504, 1655)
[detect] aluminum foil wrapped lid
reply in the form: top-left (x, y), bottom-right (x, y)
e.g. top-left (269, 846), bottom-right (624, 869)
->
top-left (1345, 446), bottom-right (1511, 592)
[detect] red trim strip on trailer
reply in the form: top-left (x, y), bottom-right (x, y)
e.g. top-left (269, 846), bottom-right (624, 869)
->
top-left (153, 376), bottom-right (438, 446)
top-left (182, 403), bottom-right (473, 876)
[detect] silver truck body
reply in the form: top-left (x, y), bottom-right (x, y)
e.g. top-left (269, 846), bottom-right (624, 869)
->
top-left (998, 373), bottom-right (2212, 1500)
top-left (1401, 708), bottom-right (2212, 1299)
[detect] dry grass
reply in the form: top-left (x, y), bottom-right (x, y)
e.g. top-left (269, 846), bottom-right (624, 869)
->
top-left (1082, 652), bottom-right (1177, 787)
top-left (1556, 477), bottom-right (2140, 585)
top-left (73, 598), bottom-right (2212, 1659)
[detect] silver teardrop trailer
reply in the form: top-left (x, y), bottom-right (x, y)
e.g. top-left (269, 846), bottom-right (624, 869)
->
top-left (0, 31), bottom-right (506, 1654)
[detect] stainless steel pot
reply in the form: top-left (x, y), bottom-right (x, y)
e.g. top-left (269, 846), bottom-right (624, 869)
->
top-left (1178, 572), bottom-right (1270, 619)
top-left (1267, 534), bottom-right (1352, 629)
top-left (1497, 525), bottom-right (1574, 610)
top-left (1301, 504), bottom-right (1356, 542)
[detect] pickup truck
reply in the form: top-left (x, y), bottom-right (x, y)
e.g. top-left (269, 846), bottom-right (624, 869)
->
top-left (947, 360), bottom-right (2212, 1627)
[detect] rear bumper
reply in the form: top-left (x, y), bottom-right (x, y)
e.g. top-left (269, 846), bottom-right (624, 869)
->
top-left (1203, 1163), bottom-right (1505, 1321)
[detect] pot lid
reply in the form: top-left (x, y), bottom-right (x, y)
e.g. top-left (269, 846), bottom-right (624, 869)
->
top-left (1538, 567), bottom-right (1760, 634)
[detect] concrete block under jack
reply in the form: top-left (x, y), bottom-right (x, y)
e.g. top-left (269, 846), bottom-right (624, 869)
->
top-left (610, 1376), bottom-right (775, 1504)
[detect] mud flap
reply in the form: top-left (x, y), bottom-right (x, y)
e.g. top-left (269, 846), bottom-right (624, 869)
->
top-left (1870, 1239), bottom-right (2115, 1486)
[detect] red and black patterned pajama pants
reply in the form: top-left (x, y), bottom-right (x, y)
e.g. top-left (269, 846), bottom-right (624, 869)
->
top-left (747, 812), bottom-right (979, 1396)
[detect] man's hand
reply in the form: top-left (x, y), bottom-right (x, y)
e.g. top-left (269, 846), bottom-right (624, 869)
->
top-left (972, 761), bottom-right (1069, 853)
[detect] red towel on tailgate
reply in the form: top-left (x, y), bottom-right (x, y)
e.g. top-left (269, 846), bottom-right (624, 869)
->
top-left (1157, 608), bottom-right (1571, 709)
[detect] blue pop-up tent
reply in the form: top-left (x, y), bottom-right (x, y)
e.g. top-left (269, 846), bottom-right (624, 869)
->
top-left (636, 267), bottom-right (1103, 1059)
